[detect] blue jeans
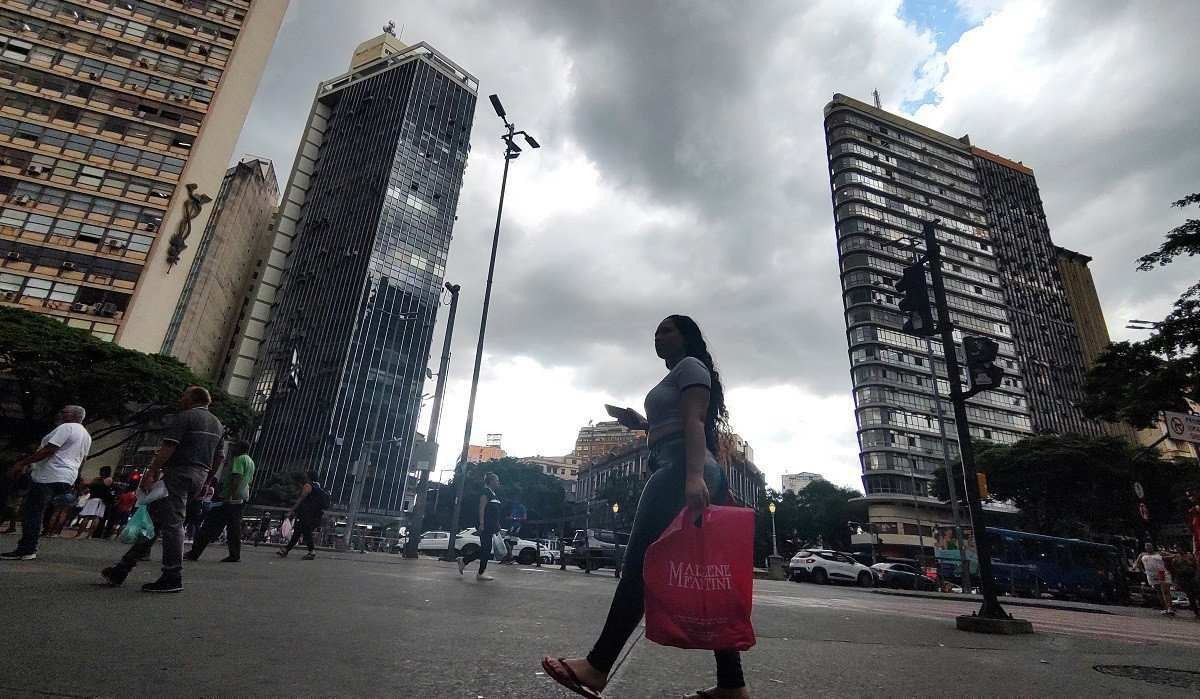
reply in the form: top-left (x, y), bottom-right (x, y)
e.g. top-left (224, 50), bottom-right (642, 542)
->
top-left (586, 435), bottom-right (744, 689)
top-left (16, 481), bottom-right (72, 554)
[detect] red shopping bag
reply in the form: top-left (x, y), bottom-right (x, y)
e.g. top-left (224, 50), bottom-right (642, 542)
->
top-left (643, 505), bottom-right (756, 651)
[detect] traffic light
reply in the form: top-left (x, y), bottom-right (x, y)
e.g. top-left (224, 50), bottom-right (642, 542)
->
top-left (895, 264), bottom-right (936, 336)
top-left (963, 336), bottom-right (1003, 394)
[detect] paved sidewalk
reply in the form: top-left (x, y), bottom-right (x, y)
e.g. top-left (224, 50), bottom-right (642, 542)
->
top-left (1, 537), bottom-right (1198, 697)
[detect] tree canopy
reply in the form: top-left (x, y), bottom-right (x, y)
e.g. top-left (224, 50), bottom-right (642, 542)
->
top-left (0, 307), bottom-right (251, 457)
top-left (1082, 192), bottom-right (1200, 427)
top-left (932, 433), bottom-right (1196, 539)
top-left (755, 480), bottom-right (864, 563)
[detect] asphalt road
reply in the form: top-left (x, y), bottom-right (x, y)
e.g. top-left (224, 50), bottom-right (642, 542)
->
top-left (2, 537), bottom-right (1199, 697)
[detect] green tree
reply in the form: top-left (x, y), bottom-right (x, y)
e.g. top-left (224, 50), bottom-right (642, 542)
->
top-left (1082, 192), bottom-right (1200, 427)
top-left (934, 433), bottom-right (1196, 539)
top-left (431, 458), bottom-right (567, 532)
top-left (755, 482), bottom-right (862, 564)
top-left (0, 307), bottom-right (251, 456)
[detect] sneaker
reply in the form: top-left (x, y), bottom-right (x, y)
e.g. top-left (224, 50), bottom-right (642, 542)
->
top-left (220, 556), bottom-right (239, 563)
top-left (141, 577), bottom-right (183, 593)
top-left (476, 573), bottom-right (495, 582)
top-left (100, 566), bottom-right (127, 586)
top-left (183, 551), bottom-right (199, 561)
top-left (1161, 609), bottom-right (1176, 616)
top-left (302, 553), bottom-right (316, 560)
top-left (457, 556), bottom-right (465, 576)
top-left (0, 550), bottom-right (35, 560)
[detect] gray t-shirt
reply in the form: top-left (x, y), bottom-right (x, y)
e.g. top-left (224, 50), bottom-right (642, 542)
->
top-left (162, 406), bottom-right (224, 471)
top-left (644, 356), bottom-right (711, 433)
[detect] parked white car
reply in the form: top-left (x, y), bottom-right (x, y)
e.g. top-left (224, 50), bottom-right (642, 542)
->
top-left (415, 531), bottom-right (453, 553)
top-left (454, 528), bottom-right (547, 565)
top-left (789, 549), bottom-right (876, 587)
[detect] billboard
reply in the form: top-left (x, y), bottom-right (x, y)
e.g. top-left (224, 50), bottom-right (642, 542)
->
top-left (934, 525), bottom-right (978, 576)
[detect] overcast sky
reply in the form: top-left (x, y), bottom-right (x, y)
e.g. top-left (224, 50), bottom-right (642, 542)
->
top-left (232, 0), bottom-right (1200, 491)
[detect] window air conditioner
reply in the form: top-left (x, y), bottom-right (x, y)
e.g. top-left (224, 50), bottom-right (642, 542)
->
top-left (71, 302), bottom-right (88, 313)
top-left (2, 291), bottom-right (18, 301)
top-left (61, 261), bottom-right (77, 271)
top-left (13, 195), bottom-right (30, 205)
top-left (5, 251), bottom-right (19, 261)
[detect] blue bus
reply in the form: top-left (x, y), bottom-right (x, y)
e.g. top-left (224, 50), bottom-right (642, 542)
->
top-left (939, 528), bottom-right (1124, 604)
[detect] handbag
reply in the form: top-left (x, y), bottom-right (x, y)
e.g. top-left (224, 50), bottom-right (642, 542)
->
top-left (643, 506), bottom-right (756, 651)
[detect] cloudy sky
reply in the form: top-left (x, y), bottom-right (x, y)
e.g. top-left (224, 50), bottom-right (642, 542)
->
top-left (233, 0), bottom-right (1200, 491)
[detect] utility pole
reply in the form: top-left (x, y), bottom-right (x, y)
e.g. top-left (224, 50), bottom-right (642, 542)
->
top-left (921, 221), bottom-right (1028, 630)
top-left (404, 283), bottom-right (460, 559)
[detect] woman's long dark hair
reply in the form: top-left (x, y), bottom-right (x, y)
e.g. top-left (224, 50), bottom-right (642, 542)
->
top-left (667, 314), bottom-right (728, 452)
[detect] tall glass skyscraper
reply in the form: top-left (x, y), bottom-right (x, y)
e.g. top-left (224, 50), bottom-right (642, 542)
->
top-left (823, 94), bottom-right (1102, 560)
top-left (245, 34), bottom-right (477, 515)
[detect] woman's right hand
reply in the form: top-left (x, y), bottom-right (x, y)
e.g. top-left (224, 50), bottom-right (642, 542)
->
top-left (684, 475), bottom-right (710, 511)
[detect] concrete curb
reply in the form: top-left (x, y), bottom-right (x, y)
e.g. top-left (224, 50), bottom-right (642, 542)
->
top-left (870, 588), bottom-right (1118, 615)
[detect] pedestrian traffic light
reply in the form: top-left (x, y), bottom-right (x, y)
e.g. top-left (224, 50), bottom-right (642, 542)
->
top-left (963, 336), bottom-right (1003, 394)
top-left (895, 264), bottom-right (936, 336)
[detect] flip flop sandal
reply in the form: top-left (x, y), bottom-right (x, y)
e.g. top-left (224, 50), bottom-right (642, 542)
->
top-left (542, 657), bottom-right (603, 699)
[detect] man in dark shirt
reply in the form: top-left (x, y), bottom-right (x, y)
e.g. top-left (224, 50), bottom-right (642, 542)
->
top-left (457, 472), bottom-right (501, 581)
top-left (102, 386), bottom-right (224, 593)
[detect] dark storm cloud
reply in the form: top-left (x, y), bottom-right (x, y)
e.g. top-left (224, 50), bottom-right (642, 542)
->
top-left (234, 0), bottom-right (1197, 414)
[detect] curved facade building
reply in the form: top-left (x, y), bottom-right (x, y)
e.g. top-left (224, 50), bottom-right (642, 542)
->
top-left (823, 94), bottom-right (1038, 557)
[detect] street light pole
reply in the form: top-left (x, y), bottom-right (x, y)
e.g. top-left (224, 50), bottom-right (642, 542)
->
top-left (405, 283), bottom-right (460, 559)
top-left (923, 335), bottom-right (973, 594)
top-left (444, 95), bottom-right (539, 560)
top-left (768, 501), bottom-right (779, 558)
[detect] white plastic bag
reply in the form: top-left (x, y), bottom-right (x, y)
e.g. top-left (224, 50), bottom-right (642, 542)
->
top-left (491, 532), bottom-right (508, 561)
top-left (136, 479), bottom-right (168, 506)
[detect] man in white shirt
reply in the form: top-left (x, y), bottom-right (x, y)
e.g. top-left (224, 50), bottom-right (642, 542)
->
top-left (2, 405), bottom-right (92, 561)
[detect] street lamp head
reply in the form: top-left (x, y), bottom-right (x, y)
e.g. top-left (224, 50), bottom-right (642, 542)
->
top-left (612, 502), bottom-right (619, 514)
top-left (505, 138), bottom-right (522, 154)
top-left (488, 94), bottom-right (506, 120)
top-left (768, 501), bottom-right (776, 514)
top-left (523, 133), bottom-right (541, 149)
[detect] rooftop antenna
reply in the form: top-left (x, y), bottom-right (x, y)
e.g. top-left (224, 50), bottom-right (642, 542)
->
top-left (872, 89), bottom-right (882, 109)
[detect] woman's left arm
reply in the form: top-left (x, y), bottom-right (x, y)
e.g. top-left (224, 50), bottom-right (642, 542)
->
top-left (680, 386), bottom-right (711, 511)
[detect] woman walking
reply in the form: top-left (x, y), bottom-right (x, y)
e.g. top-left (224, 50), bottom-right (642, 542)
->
top-left (457, 472), bottom-right (502, 581)
top-left (543, 315), bottom-right (747, 699)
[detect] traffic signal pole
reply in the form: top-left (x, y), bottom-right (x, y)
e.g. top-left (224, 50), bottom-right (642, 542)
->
top-left (922, 221), bottom-right (1025, 627)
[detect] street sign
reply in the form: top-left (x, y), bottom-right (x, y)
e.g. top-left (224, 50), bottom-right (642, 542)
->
top-left (1133, 482), bottom-right (1145, 499)
top-left (1164, 411), bottom-right (1200, 443)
